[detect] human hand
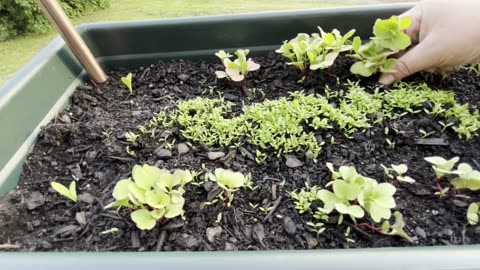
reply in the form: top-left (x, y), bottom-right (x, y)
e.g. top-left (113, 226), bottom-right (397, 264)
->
top-left (379, 0), bottom-right (480, 85)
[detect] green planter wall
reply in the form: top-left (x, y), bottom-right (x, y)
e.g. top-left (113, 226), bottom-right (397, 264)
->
top-left (1, 3), bottom-right (479, 269)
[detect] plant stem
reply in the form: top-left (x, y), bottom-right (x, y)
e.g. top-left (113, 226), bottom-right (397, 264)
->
top-left (435, 178), bottom-right (444, 193)
top-left (355, 223), bottom-right (382, 233)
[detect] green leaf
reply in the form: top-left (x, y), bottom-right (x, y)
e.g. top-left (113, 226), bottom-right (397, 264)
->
top-left (104, 198), bottom-right (131, 209)
top-left (128, 183), bottom-right (147, 204)
top-left (467, 203), bottom-right (479, 225)
top-left (317, 189), bottom-right (338, 213)
top-left (324, 33), bottom-right (335, 46)
top-left (150, 208), bottom-right (166, 220)
top-left (399, 17), bottom-right (412, 30)
top-left (132, 164), bottom-right (162, 190)
top-left (121, 73), bottom-right (132, 93)
top-left (367, 201), bottom-right (392, 222)
top-left (213, 168), bottom-right (246, 191)
top-left (51, 181), bottom-right (77, 202)
top-left (374, 183), bottom-right (397, 208)
top-left (350, 61), bottom-right (373, 77)
top-left (391, 32), bottom-right (411, 50)
top-left (131, 209), bottom-right (156, 230)
top-left (352, 36), bottom-right (362, 52)
top-left (112, 178), bottom-right (133, 200)
top-left (165, 199), bottom-right (185, 218)
top-left (338, 166), bottom-right (358, 182)
top-left (333, 180), bottom-right (361, 201)
top-left (335, 203), bottom-right (364, 218)
top-left (145, 189), bottom-right (170, 208)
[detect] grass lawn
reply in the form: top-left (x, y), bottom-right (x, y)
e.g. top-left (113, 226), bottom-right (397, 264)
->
top-left (0, 0), bottom-right (415, 85)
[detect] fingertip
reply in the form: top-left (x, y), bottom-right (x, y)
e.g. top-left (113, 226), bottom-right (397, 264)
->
top-left (378, 73), bottom-right (396, 86)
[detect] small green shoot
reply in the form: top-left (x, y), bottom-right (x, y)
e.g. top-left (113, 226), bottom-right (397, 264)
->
top-left (467, 203), bottom-right (479, 225)
top-left (215, 49), bottom-right (260, 82)
top-left (51, 181), bottom-right (77, 202)
top-left (208, 168), bottom-right (246, 206)
top-left (121, 73), bottom-right (133, 95)
top-left (424, 156), bottom-right (459, 179)
top-left (381, 211), bottom-right (412, 242)
top-left (100, 228), bottom-right (119, 235)
top-left (307, 222), bottom-right (326, 237)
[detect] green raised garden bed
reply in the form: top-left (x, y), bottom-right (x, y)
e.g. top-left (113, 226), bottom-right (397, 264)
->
top-left (1, 3), bottom-right (480, 269)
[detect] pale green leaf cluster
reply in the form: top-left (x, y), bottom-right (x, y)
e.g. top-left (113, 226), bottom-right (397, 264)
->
top-left (121, 73), bottom-right (133, 95)
top-left (209, 168), bottom-right (246, 192)
top-left (450, 163), bottom-right (480, 191)
top-left (215, 49), bottom-right (260, 82)
top-left (424, 156), bottom-right (460, 179)
top-left (381, 211), bottom-right (412, 242)
top-left (381, 164), bottom-right (416, 183)
top-left (350, 16), bottom-right (412, 77)
top-left (106, 164), bottom-right (192, 230)
top-left (51, 181), bottom-right (77, 202)
top-left (467, 203), bottom-right (479, 225)
top-left (290, 163), bottom-right (410, 240)
top-left (276, 28), bottom-right (355, 74)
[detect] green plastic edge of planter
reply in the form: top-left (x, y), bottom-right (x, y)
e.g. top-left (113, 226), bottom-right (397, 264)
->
top-left (1, 3), bottom-right (479, 269)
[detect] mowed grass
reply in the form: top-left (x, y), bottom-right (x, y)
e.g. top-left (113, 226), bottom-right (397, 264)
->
top-left (0, 0), bottom-right (416, 85)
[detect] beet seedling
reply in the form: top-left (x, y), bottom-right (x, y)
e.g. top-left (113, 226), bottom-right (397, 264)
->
top-left (380, 164), bottom-right (416, 184)
top-left (215, 49), bottom-right (260, 83)
top-left (208, 168), bottom-right (246, 206)
top-left (51, 181), bottom-right (77, 202)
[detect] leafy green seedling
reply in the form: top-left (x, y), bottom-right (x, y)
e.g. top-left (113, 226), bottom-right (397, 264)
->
top-left (350, 16), bottom-right (412, 77)
top-left (51, 181), bottom-right (77, 202)
top-left (215, 49), bottom-right (260, 82)
top-left (450, 163), bottom-right (480, 191)
top-left (358, 179), bottom-right (396, 222)
top-left (121, 73), bottom-right (133, 95)
top-left (372, 16), bottom-right (412, 51)
top-left (424, 156), bottom-right (460, 179)
top-left (381, 164), bottom-right (416, 183)
top-left (125, 131), bottom-right (140, 143)
top-left (381, 211), bottom-right (412, 242)
top-left (209, 168), bottom-right (246, 205)
top-left (467, 203), bottom-right (479, 225)
top-left (306, 222), bottom-right (326, 237)
top-left (106, 164), bottom-right (192, 230)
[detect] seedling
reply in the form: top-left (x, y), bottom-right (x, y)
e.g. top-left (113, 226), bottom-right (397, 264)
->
top-left (100, 228), bottom-right (119, 235)
top-left (419, 129), bottom-right (434, 139)
top-left (380, 164), bottom-right (416, 183)
top-left (386, 138), bottom-right (396, 149)
top-left (467, 203), bottom-right (480, 225)
top-left (51, 181), bottom-right (77, 202)
top-left (125, 146), bottom-right (137, 158)
top-left (255, 150), bottom-right (268, 165)
top-left (424, 156), bottom-right (460, 179)
top-left (208, 168), bottom-right (246, 206)
top-left (276, 28), bottom-right (355, 76)
top-left (350, 16), bottom-right (412, 77)
top-left (307, 222), bottom-right (326, 237)
top-left (125, 131), bottom-right (140, 143)
top-left (215, 212), bottom-right (223, 224)
top-left (381, 211), bottom-right (412, 242)
top-left (121, 73), bottom-right (133, 95)
top-left (259, 206), bottom-right (273, 215)
top-left (106, 164), bottom-right (192, 230)
top-left (249, 202), bottom-right (259, 209)
top-left (215, 49), bottom-right (260, 83)
top-left (450, 163), bottom-right (480, 191)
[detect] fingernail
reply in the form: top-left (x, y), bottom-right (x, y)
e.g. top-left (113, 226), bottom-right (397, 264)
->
top-left (379, 74), bottom-right (395, 85)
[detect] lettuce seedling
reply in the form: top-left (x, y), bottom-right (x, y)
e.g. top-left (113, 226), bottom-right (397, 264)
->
top-left (424, 156), bottom-right (460, 179)
top-left (381, 211), bottom-right (412, 242)
top-left (467, 203), bottom-right (479, 225)
top-left (121, 73), bottom-right (133, 95)
top-left (215, 49), bottom-right (260, 82)
top-left (450, 163), bottom-right (480, 191)
top-left (106, 164), bottom-right (192, 230)
top-left (51, 181), bottom-right (77, 202)
top-left (208, 168), bottom-right (246, 205)
top-left (350, 16), bottom-right (412, 77)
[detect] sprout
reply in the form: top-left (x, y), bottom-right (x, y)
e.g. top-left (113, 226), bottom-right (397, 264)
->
top-left (121, 72), bottom-right (133, 95)
top-left (424, 156), bottom-right (460, 179)
top-left (215, 49), bottom-right (260, 82)
top-left (50, 181), bottom-right (77, 202)
top-left (467, 203), bottom-right (479, 225)
top-left (106, 164), bottom-right (192, 230)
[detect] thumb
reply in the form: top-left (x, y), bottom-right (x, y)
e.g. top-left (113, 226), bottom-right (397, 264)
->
top-left (378, 37), bottom-right (437, 85)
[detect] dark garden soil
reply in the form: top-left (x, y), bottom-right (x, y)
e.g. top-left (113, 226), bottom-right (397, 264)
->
top-left (1, 52), bottom-right (480, 251)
